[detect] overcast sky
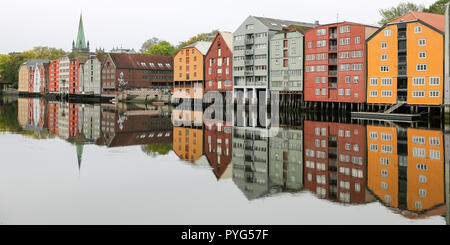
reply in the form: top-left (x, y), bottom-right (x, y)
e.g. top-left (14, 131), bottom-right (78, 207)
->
top-left (0, 0), bottom-right (438, 54)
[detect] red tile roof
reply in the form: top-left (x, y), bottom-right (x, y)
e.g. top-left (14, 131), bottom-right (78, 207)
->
top-left (109, 53), bottom-right (173, 70)
top-left (389, 11), bottom-right (445, 32)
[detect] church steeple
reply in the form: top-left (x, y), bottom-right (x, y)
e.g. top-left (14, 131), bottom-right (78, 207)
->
top-left (76, 142), bottom-right (84, 171)
top-left (72, 13), bottom-right (90, 53)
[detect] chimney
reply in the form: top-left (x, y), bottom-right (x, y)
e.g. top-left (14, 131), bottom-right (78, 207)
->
top-left (315, 20), bottom-right (320, 25)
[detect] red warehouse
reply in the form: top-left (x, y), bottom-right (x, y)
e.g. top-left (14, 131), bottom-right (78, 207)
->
top-left (304, 22), bottom-right (378, 104)
top-left (205, 32), bottom-right (233, 96)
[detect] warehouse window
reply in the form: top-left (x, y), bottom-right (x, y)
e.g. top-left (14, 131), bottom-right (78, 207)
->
top-left (430, 77), bottom-right (440, 85)
top-left (370, 78), bottom-right (378, 86)
top-left (412, 90), bottom-right (425, 97)
top-left (413, 77), bottom-right (425, 86)
top-left (416, 64), bottom-right (427, 71)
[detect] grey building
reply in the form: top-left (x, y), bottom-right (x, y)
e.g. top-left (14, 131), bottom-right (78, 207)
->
top-left (232, 126), bottom-right (270, 200)
top-left (269, 127), bottom-right (303, 192)
top-left (80, 54), bottom-right (104, 96)
top-left (270, 26), bottom-right (311, 95)
top-left (80, 103), bottom-right (102, 141)
top-left (232, 16), bottom-right (316, 104)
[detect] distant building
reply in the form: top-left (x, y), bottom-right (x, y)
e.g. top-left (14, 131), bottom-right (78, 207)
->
top-left (80, 54), bottom-right (104, 96)
top-left (110, 47), bottom-right (137, 54)
top-left (17, 59), bottom-right (50, 94)
top-left (48, 60), bottom-right (59, 93)
top-left (72, 14), bottom-right (90, 53)
top-left (102, 53), bottom-right (174, 95)
top-left (58, 56), bottom-right (70, 93)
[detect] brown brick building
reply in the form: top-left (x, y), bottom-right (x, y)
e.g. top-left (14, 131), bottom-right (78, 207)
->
top-left (102, 53), bottom-right (174, 95)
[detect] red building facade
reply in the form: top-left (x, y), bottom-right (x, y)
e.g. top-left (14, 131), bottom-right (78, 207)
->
top-left (204, 121), bottom-right (233, 179)
top-left (304, 121), bottom-right (367, 204)
top-left (48, 60), bottom-right (59, 93)
top-left (69, 59), bottom-right (81, 94)
top-left (205, 32), bottom-right (233, 94)
top-left (304, 22), bottom-right (378, 103)
top-left (48, 102), bottom-right (59, 135)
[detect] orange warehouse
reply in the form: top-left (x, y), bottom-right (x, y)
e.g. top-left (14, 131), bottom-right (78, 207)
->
top-left (367, 12), bottom-right (445, 106)
top-left (173, 41), bottom-right (212, 101)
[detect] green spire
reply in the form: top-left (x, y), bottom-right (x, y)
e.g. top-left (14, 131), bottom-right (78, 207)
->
top-left (75, 14), bottom-right (86, 49)
top-left (76, 142), bottom-right (84, 170)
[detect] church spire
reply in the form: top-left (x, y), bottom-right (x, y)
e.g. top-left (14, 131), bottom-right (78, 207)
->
top-left (73, 13), bottom-right (90, 53)
top-left (76, 142), bottom-right (84, 171)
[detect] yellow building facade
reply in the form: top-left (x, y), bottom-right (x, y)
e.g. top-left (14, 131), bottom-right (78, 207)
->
top-left (367, 125), bottom-right (399, 207)
top-left (367, 125), bottom-right (445, 215)
top-left (18, 64), bottom-right (30, 93)
top-left (367, 12), bottom-right (444, 106)
top-left (173, 42), bottom-right (211, 101)
top-left (407, 128), bottom-right (444, 212)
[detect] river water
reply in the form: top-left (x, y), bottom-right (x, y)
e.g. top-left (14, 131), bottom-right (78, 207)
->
top-left (0, 95), bottom-right (448, 225)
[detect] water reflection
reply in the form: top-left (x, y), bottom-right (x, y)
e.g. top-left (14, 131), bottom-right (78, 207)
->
top-left (0, 96), bottom-right (449, 224)
top-left (14, 97), bottom-right (174, 167)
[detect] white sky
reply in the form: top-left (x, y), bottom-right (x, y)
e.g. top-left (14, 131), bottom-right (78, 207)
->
top-left (0, 0), bottom-right (437, 54)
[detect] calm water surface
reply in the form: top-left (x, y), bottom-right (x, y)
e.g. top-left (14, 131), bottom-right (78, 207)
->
top-left (0, 95), bottom-right (448, 225)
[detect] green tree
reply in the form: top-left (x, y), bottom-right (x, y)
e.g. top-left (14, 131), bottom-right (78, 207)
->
top-left (141, 143), bottom-right (173, 157)
top-left (424, 0), bottom-right (450, 14)
top-left (0, 47), bottom-right (67, 88)
top-left (177, 30), bottom-right (219, 49)
top-left (140, 37), bottom-right (161, 53)
top-left (379, 2), bottom-right (425, 26)
top-left (143, 41), bottom-right (177, 56)
top-left (0, 51), bottom-right (37, 88)
top-left (32, 46), bottom-right (67, 60)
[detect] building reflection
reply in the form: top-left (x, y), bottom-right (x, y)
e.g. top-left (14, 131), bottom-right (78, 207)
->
top-left (304, 120), bottom-right (374, 204)
top-left (172, 106), bottom-right (204, 163)
top-left (367, 125), bottom-right (446, 218)
top-left (204, 112), bottom-right (233, 180)
top-left (12, 97), bottom-right (450, 223)
top-left (97, 103), bottom-right (172, 147)
top-left (17, 97), bottom-right (173, 169)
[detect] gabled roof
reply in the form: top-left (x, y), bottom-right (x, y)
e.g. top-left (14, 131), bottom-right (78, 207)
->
top-left (389, 11), bottom-right (445, 32)
top-left (219, 31), bottom-right (233, 50)
top-left (108, 53), bottom-right (173, 70)
top-left (184, 41), bottom-right (212, 55)
top-left (23, 59), bottom-right (50, 68)
top-left (254, 16), bottom-right (317, 31)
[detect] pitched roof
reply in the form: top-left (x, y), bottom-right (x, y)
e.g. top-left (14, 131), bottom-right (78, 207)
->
top-left (108, 53), bottom-right (173, 70)
top-left (184, 41), bottom-right (212, 55)
top-left (254, 16), bottom-right (317, 31)
top-left (219, 31), bottom-right (233, 50)
top-left (23, 59), bottom-right (50, 67)
top-left (389, 11), bottom-right (445, 32)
